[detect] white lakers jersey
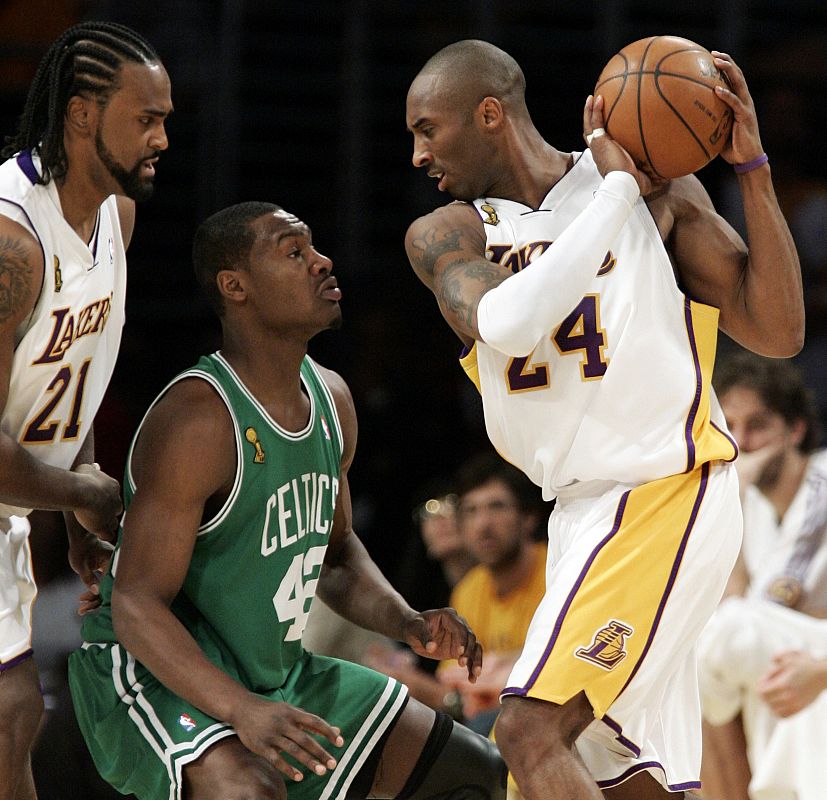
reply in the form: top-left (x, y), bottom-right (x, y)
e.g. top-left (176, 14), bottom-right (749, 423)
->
top-left (462, 150), bottom-right (736, 500)
top-left (0, 151), bottom-right (126, 517)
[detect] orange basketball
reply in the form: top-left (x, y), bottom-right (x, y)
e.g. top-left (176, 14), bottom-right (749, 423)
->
top-left (594, 36), bottom-right (733, 179)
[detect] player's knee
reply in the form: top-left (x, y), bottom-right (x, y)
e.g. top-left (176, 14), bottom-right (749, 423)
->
top-left (398, 712), bottom-right (507, 800)
top-left (188, 771), bottom-right (286, 800)
top-left (0, 660), bottom-right (44, 742)
top-left (496, 695), bottom-right (585, 767)
top-left (184, 747), bottom-right (286, 800)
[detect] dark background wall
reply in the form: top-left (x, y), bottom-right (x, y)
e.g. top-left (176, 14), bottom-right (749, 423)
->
top-left (2, 0), bottom-right (826, 594)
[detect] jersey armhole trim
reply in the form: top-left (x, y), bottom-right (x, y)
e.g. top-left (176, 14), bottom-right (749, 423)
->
top-left (124, 370), bottom-right (244, 535)
top-left (305, 357), bottom-right (345, 457)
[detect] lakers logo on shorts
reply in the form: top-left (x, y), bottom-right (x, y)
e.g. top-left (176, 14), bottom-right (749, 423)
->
top-left (575, 620), bottom-right (634, 670)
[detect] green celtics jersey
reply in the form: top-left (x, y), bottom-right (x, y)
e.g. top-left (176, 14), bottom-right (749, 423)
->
top-left (81, 351), bottom-right (344, 691)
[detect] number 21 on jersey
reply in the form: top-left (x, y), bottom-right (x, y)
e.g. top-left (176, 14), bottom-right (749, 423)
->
top-left (506, 294), bottom-right (608, 393)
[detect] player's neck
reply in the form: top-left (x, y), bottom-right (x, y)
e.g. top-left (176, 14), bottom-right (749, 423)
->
top-left (54, 164), bottom-right (115, 242)
top-left (220, 329), bottom-right (311, 423)
top-left (486, 134), bottom-right (571, 209)
top-left (762, 449), bottom-right (810, 522)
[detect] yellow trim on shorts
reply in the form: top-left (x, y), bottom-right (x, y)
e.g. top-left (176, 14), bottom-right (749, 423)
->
top-left (459, 343), bottom-right (481, 393)
top-left (509, 463), bottom-right (710, 718)
top-left (685, 300), bottom-right (737, 468)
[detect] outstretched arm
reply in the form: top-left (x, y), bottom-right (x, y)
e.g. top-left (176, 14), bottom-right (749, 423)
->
top-left (668, 52), bottom-right (803, 357)
top-left (316, 365), bottom-right (482, 681)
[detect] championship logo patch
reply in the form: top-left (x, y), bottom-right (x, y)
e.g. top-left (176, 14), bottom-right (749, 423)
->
top-left (480, 203), bottom-right (499, 226)
top-left (245, 427), bottom-right (266, 463)
top-left (575, 620), bottom-right (634, 670)
top-left (178, 713), bottom-right (197, 732)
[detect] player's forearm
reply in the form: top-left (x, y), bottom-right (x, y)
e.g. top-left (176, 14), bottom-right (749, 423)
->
top-left (112, 588), bottom-right (253, 724)
top-left (318, 533), bottom-right (418, 641)
top-left (738, 166), bottom-right (804, 355)
top-left (476, 171), bottom-right (639, 356)
top-left (0, 432), bottom-right (92, 511)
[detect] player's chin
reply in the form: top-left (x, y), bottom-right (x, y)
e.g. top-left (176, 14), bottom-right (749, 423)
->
top-left (325, 306), bottom-right (343, 331)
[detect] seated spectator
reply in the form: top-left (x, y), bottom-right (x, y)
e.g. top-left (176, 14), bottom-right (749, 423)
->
top-left (367, 452), bottom-right (546, 737)
top-left (698, 352), bottom-right (827, 800)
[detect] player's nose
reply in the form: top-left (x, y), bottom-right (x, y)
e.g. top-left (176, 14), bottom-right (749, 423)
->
top-left (310, 251), bottom-right (333, 275)
top-left (412, 146), bottom-right (432, 169)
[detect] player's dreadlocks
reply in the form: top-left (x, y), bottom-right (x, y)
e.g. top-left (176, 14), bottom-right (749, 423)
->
top-left (2, 21), bottom-right (159, 184)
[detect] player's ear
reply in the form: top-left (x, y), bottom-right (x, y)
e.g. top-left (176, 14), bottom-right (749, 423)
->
top-left (478, 96), bottom-right (504, 130)
top-left (216, 269), bottom-right (247, 306)
top-left (65, 95), bottom-right (96, 137)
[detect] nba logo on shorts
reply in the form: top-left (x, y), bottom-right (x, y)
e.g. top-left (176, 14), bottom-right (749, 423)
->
top-left (575, 620), bottom-right (634, 670)
top-left (178, 713), bottom-right (197, 731)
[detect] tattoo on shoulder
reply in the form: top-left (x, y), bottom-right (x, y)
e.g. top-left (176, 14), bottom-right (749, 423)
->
top-left (0, 236), bottom-right (32, 323)
top-left (409, 226), bottom-right (464, 277)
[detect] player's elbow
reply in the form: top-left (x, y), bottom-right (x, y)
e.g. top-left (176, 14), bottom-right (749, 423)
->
top-left (761, 324), bottom-right (805, 358)
top-left (111, 584), bottom-right (153, 645)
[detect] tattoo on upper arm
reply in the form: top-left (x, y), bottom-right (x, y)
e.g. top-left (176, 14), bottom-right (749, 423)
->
top-left (439, 258), bottom-right (507, 328)
top-left (0, 236), bottom-right (32, 323)
top-left (409, 226), bottom-right (464, 276)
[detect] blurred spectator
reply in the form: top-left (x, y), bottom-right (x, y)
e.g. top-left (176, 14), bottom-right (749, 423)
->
top-left (367, 453), bottom-right (546, 737)
top-left (414, 490), bottom-right (477, 589)
top-left (698, 352), bottom-right (827, 800)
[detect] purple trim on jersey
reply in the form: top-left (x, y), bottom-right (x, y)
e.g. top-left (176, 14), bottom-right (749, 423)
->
top-left (517, 490), bottom-right (632, 693)
top-left (602, 714), bottom-right (642, 757)
top-left (0, 648), bottom-right (34, 672)
top-left (596, 761), bottom-right (701, 791)
top-left (459, 345), bottom-right (471, 359)
top-left (710, 420), bottom-right (739, 461)
top-left (617, 463), bottom-right (710, 697)
top-left (16, 150), bottom-right (39, 184)
top-left (89, 210), bottom-right (101, 260)
top-left (683, 298), bottom-right (702, 473)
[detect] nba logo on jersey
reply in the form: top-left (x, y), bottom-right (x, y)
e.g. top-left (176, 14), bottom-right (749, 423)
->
top-left (575, 620), bottom-right (634, 670)
top-left (178, 713), bottom-right (197, 731)
top-left (320, 415), bottom-right (331, 440)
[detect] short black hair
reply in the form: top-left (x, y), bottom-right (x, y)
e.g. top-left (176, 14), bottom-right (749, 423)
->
top-left (192, 201), bottom-right (282, 316)
top-left (455, 451), bottom-right (539, 513)
top-left (415, 39), bottom-right (527, 113)
top-left (2, 21), bottom-right (160, 183)
top-left (714, 351), bottom-right (821, 453)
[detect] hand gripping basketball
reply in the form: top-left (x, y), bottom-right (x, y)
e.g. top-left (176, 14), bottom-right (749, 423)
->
top-left (583, 94), bottom-right (653, 195)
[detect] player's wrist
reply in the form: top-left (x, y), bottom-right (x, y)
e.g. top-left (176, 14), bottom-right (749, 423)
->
top-left (733, 153), bottom-right (769, 174)
top-left (600, 171), bottom-right (640, 205)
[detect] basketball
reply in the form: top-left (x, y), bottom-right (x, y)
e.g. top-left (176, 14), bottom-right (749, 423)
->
top-left (594, 36), bottom-right (733, 179)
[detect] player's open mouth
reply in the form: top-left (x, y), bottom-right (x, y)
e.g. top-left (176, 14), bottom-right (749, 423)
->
top-left (319, 277), bottom-right (342, 301)
top-left (141, 159), bottom-right (158, 176)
